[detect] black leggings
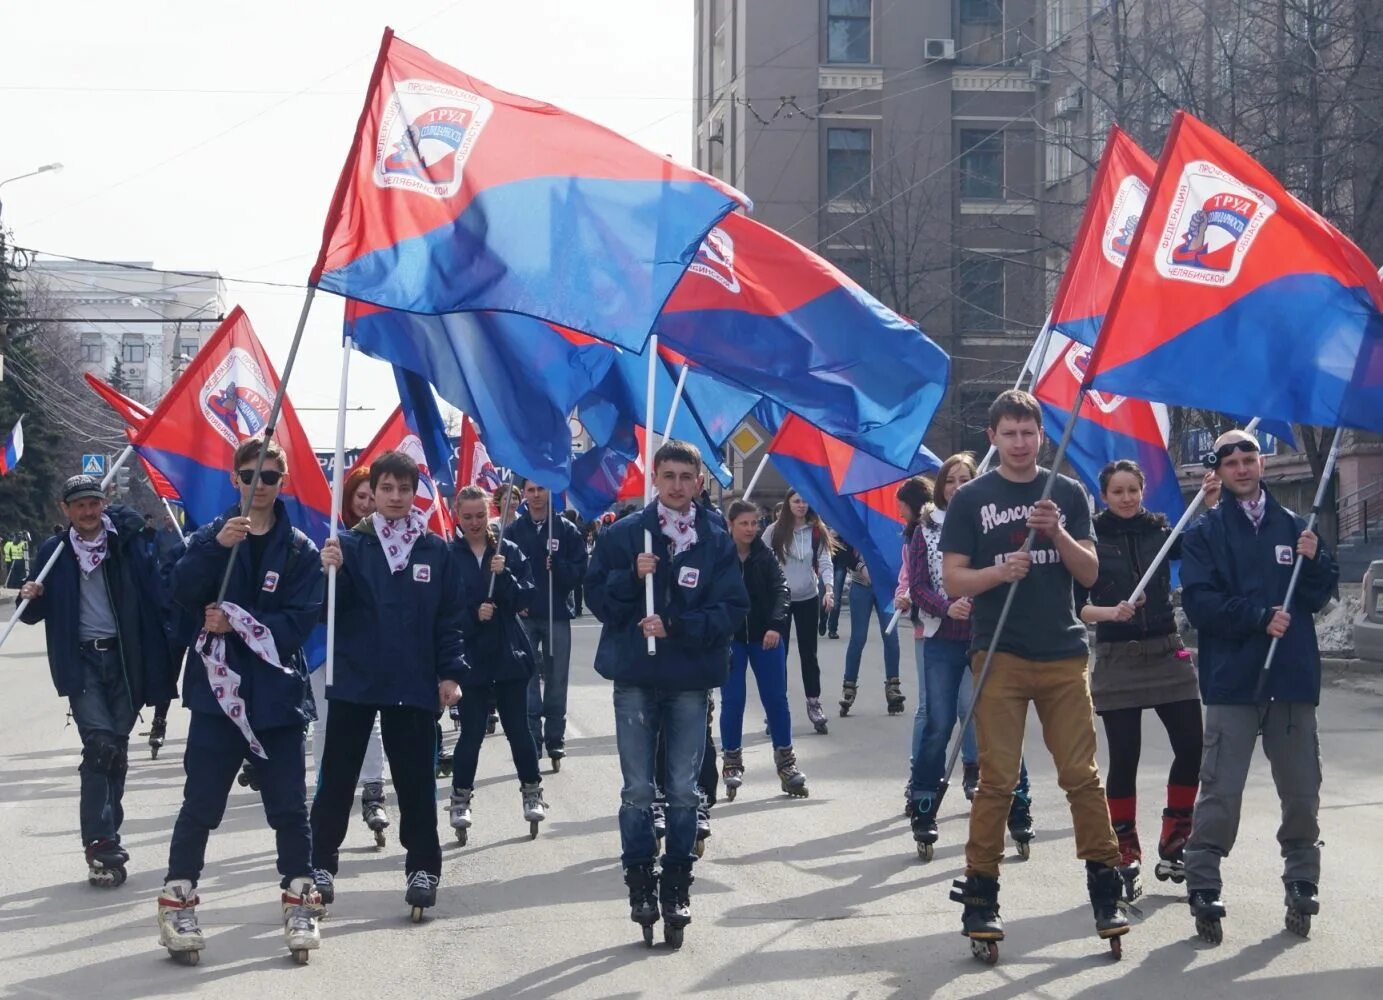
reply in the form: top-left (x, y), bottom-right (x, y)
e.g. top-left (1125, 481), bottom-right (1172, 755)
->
top-left (781, 596), bottom-right (822, 698)
top-left (1099, 699), bottom-right (1204, 800)
top-left (452, 679), bottom-right (540, 789)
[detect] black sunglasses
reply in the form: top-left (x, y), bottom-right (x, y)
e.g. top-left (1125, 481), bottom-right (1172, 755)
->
top-left (1201, 439), bottom-right (1259, 469)
top-left (237, 469), bottom-right (283, 486)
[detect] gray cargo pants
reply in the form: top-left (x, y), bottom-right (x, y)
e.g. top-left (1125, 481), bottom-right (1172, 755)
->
top-left (1184, 702), bottom-right (1322, 894)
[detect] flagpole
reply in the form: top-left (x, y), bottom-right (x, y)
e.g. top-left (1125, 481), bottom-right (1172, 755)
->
top-left (214, 287), bottom-right (317, 606)
top-left (933, 391), bottom-right (1085, 812)
top-left (977, 315), bottom-right (1054, 475)
top-left (662, 362), bottom-right (689, 440)
top-left (325, 330), bottom-right (350, 687)
top-left (547, 501), bottom-right (556, 668)
top-left (741, 453), bottom-right (770, 502)
top-left (159, 498), bottom-right (186, 550)
top-left (1124, 416), bottom-right (1264, 606)
top-left (488, 473), bottom-right (515, 599)
top-left (0, 444), bottom-right (135, 651)
top-left (1254, 425), bottom-right (1343, 701)
top-left (643, 334), bottom-right (658, 654)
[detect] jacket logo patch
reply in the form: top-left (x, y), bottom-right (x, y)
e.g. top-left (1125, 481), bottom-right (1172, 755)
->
top-left (548, 538), bottom-right (561, 552)
top-left (678, 567), bottom-right (700, 588)
top-left (262, 570), bottom-right (280, 592)
top-left (413, 564), bottom-right (432, 583)
top-left (1275, 544), bottom-right (1294, 565)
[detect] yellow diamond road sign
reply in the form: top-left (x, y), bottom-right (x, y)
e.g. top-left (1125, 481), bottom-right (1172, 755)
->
top-left (729, 424), bottom-right (764, 459)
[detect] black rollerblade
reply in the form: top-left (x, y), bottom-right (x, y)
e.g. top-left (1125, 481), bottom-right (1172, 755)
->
top-left (773, 746), bottom-right (809, 798)
top-left (405, 870), bottom-right (439, 922)
top-left (148, 714), bottom-right (167, 760)
top-left (910, 798), bottom-right (939, 862)
top-left (1113, 820), bottom-right (1143, 903)
top-left (1154, 807), bottom-right (1192, 885)
top-left (435, 749), bottom-right (453, 779)
top-left (962, 762), bottom-right (980, 802)
top-left (805, 697), bottom-right (828, 735)
top-left (485, 708), bottom-right (499, 735)
top-left (1007, 789), bottom-right (1035, 859)
top-left (884, 678), bottom-right (905, 716)
top-left (838, 681), bottom-right (857, 717)
top-left (694, 791), bottom-right (711, 858)
top-left (721, 748), bottom-right (743, 801)
top-left (237, 761), bottom-right (260, 791)
top-left (1284, 880), bottom-right (1319, 938)
top-left (548, 746), bottom-right (565, 773)
top-left (1087, 862), bottom-right (1130, 959)
top-left (85, 838), bottom-right (128, 888)
top-left (360, 781), bottom-right (390, 848)
top-left (659, 864), bottom-right (694, 949)
top-left (1189, 888), bottom-right (1226, 944)
top-left (624, 864), bottom-right (660, 946)
top-left (950, 874), bottom-right (1003, 964)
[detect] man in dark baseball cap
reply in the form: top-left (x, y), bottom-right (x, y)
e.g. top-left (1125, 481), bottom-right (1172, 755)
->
top-left (18, 471), bottom-right (177, 890)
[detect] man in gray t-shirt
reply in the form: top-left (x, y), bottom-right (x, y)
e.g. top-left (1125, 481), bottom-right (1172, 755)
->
top-left (938, 389), bottom-right (1128, 957)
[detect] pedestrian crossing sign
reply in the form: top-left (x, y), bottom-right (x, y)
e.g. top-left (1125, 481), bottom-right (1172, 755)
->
top-left (81, 454), bottom-right (107, 476)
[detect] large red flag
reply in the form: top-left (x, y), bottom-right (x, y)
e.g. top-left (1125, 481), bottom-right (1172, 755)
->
top-left (83, 373), bottom-right (181, 502)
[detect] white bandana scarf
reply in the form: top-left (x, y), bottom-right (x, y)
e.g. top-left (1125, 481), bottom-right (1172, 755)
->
top-left (69, 515), bottom-right (117, 578)
top-left (1238, 492), bottom-right (1267, 533)
top-left (198, 602), bottom-right (295, 759)
top-left (657, 502), bottom-right (698, 556)
top-left (372, 510), bottom-right (429, 573)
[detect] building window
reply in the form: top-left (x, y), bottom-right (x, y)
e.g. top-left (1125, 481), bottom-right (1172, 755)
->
top-left (826, 127), bottom-right (873, 202)
top-left (80, 333), bottom-right (103, 363)
top-left (960, 0), bottom-right (1003, 24)
top-left (960, 130), bottom-right (1004, 200)
top-left (121, 335), bottom-right (146, 364)
top-left (175, 337), bottom-right (200, 359)
top-left (1045, 117), bottom-right (1075, 186)
top-left (826, 0), bottom-right (871, 64)
top-left (1045, 0), bottom-right (1066, 46)
top-left (958, 0), bottom-right (1005, 64)
top-left (958, 254), bottom-right (1004, 332)
top-left (831, 254), bottom-right (873, 292)
top-left (957, 388), bottom-right (1001, 456)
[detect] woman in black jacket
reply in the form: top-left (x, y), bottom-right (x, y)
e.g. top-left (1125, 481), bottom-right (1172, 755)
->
top-left (447, 486), bottom-right (547, 842)
top-left (1076, 460), bottom-right (1218, 902)
top-left (719, 500), bottom-right (808, 800)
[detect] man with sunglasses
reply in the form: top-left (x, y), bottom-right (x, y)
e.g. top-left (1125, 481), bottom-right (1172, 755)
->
top-left (158, 436), bottom-right (325, 963)
top-left (1179, 429), bottom-right (1338, 944)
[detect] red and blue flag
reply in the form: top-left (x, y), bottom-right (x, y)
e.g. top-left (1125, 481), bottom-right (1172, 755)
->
top-left (131, 307), bottom-right (333, 542)
top-left (456, 414), bottom-right (502, 492)
top-left (1087, 112), bottom-right (1383, 431)
top-left (83, 373), bottom-right (182, 502)
top-left (312, 28), bottom-right (748, 352)
top-left (0, 417), bottom-right (22, 476)
top-left (654, 212), bottom-right (950, 468)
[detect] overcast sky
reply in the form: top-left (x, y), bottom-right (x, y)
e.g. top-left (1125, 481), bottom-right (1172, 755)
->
top-left (1, 0), bottom-right (695, 447)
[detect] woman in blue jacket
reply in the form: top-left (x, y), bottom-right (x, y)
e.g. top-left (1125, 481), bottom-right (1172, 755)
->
top-left (448, 486), bottom-right (546, 843)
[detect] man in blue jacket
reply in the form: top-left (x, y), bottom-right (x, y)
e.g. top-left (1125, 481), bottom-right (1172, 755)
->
top-left (19, 476), bottom-right (177, 889)
top-left (158, 437), bottom-right (325, 963)
top-left (1180, 429), bottom-right (1338, 943)
top-left (503, 479), bottom-right (586, 771)
top-left (312, 450), bottom-right (466, 921)
top-left (585, 440), bottom-right (749, 948)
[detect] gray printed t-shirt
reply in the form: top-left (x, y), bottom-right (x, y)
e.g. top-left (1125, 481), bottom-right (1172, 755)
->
top-left (939, 468), bottom-right (1094, 661)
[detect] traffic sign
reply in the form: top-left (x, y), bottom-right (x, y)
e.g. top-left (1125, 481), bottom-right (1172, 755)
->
top-left (729, 423), bottom-right (765, 459)
top-left (81, 454), bottom-right (107, 477)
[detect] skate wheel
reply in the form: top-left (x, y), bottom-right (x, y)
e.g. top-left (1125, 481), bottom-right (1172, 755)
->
top-left (530, 821), bottom-right (539, 840)
top-left (664, 924), bottom-right (684, 949)
top-left (970, 939), bottom-right (999, 965)
top-left (410, 906), bottom-right (425, 923)
top-left (725, 786), bottom-right (737, 802)
top-left (374, 830), bottom-right (386, 849)
top-left (1285, 909), bottom-right (1311, 938)
top-left (916, 841), bottom-right (934, 862)
top-left (1109, 936), bottom-right (1122, 960)
top-left (1195, 917), bottom-right (1222, 945)
top-left (456, 828), bottom-right (468, 846)
top-left (694, 838), bottom-right (706, 859)
top-left (1154, 868), bottom-right (1170, 883)
top-left (293, 949), bottom-right (310, 965)
top-left (642, 924), bottom-right (655, 947)
top-left (1016, 840), bottom-right (1031, 860)
top-left (172, 949), bottom-right (201, 966)
top-left (1171, 872), bottom-right (1186, 885)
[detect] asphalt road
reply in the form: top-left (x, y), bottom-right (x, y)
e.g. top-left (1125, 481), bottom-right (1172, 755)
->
top-left (2, 604), bottom-right (1381, 999)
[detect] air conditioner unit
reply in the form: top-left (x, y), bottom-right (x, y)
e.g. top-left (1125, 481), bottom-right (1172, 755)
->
top-left (1056, 88), bottom-right (1084, 117)
top-left (925, 37), bottom-right (956, 61)
top-left (1029, 58), bottom-right (1050, 83)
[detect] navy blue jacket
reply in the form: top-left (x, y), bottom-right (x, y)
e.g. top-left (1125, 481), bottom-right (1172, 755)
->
top-left (451, 535), bottom-right (536, 686)
top-left (586, 501), bottom-right (749, 690)
top-left (1181, 489), bottom-right (1338, 706)
top-left (22, 504), bottom-right (178, 708)
top-left (169, 502), bottom-right (323, 730)
top-left (503, 511), bottom-right (586, 621)
top-left (329, 521), bottom-right (468, 711)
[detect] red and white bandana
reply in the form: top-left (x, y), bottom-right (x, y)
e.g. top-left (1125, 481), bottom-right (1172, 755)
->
top-left (197, 602), bottom-right (295, 760)
top-left (372, 510), bottom-right (429, 574)
top-left (1238, 491), bottom-right (1267, 533)
top-left (657, 502), bottom-right (698, 556)
top-left (69, 515), bottom-right (117, 578)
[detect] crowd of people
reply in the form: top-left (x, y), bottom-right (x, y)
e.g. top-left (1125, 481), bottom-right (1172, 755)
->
top-left (11, 386), bottom-right (1339, 964)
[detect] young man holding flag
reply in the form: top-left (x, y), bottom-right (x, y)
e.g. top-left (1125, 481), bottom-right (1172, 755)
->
top-left (940, 390), bottom-right (1129, 960)
top-left (19, 476), bottom-right (177, 890)
top-left (585, 440), bottom-right (748, 949)
top-left (1179, 429), bottom-right (1338, 943)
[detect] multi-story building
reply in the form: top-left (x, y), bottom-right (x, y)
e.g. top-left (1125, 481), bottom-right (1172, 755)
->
top-left (23, 260), bottom-right (226, 405)
top-left (694, 0), bottom-right (1047, 472)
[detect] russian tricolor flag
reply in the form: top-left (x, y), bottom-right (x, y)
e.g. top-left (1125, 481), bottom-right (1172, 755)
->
top-left (0, 417), bottom-right (22, 476)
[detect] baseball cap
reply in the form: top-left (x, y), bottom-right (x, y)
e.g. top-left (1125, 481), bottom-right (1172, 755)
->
top-left (62, 475), bottom-right (106, 503)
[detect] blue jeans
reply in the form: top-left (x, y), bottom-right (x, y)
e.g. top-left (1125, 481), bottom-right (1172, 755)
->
top-left (843, 582), bottom-right (900, 683)
top-left (69, 647), bottom-right (137, 844)
top-left (523, 618), bottom-right (571, 753)
top-left (613, 683), bottom-right (709, 867)
top-left (722, 640), bottom-right (792, 750)
top-left (909, 637), bottom-right (979, 800)
top-left (826, 565), bottom-right (847, 633)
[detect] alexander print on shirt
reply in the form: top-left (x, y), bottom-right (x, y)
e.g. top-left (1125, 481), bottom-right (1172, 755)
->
top-left (940, 468), bottom-right (1095, 661)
